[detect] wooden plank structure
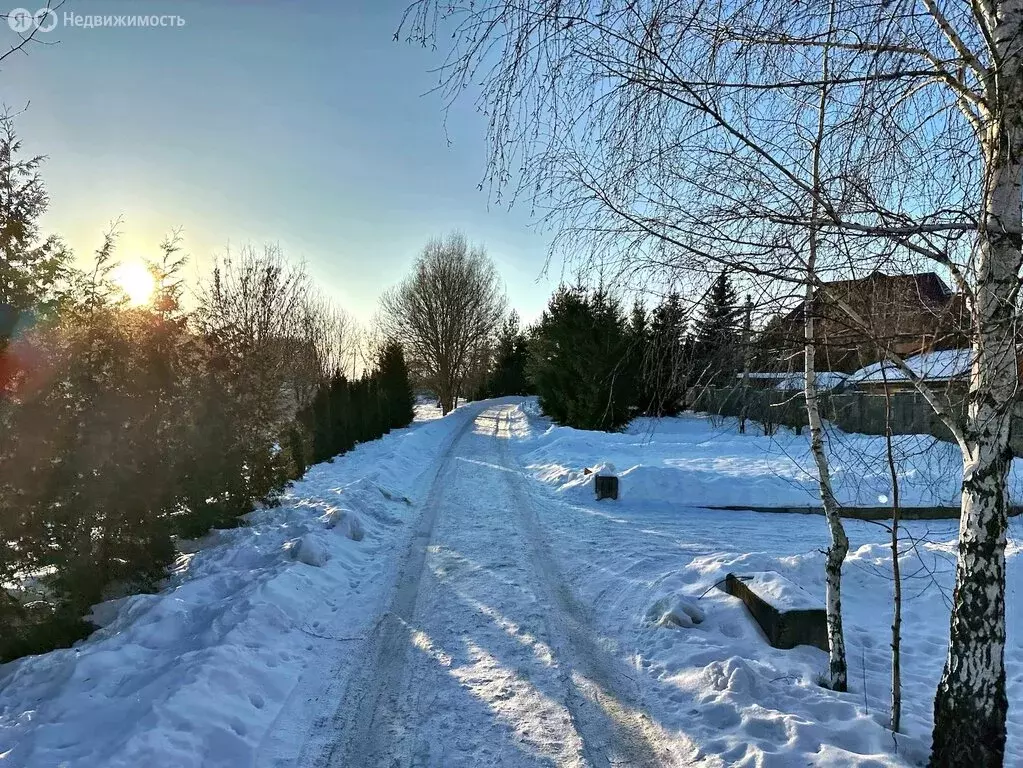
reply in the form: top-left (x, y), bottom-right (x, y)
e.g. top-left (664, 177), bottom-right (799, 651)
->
top-left (724, 572), bottom-right (828, 651)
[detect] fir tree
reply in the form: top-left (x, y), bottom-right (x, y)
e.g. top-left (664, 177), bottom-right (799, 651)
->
top-left (692, 271), bottom-right (741, 385)
top-left (528, 286), bottom-right (635, 430)
top-left (377, 340), bottom-right (415, 430)
top-left (647, 291), bottom-right (689, 415)
top-left (0, 113), bottom-right (70, 343)
top-left (487, 311), bottom-right (530, 396)
top-left (628, 299), bottom-right (651, 412)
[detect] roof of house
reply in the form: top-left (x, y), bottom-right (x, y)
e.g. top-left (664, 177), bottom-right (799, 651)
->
top-left (846, 348), bottom-right (972, 384)
top-left (742, 372), bottom-right (795, 380)
top-left (784, 271), bottom-right (954, 322)
top-left (737, 371), bottom-right (848, 390)
top-left (773, 372), bottom-right (849, 391)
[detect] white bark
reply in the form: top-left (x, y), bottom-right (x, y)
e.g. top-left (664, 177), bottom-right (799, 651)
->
top-left (804, 5), bottom-right (848, 692)
top-left (804, 282), bottom-right (849, 692)
top-left (930, 5), bottom-right (1022, 764)
top-left (881, 367), bottom-right (902, 733)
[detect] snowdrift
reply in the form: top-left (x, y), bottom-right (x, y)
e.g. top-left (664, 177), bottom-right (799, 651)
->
top-left (0, 407), bottom-right (469, 768)
top-left (522, 408), bottom-right (1019, 509)
top-left (505, 399), bottom-right (1023, 766)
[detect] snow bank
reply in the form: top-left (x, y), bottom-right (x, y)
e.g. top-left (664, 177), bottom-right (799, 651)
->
top-left (323, 507), bottom-right (365, 541)
top-left (293, 533), bottom-right (330, 566)
top-left (645, 594), bottom-right (707, 629)
top-left (519, 405), bottom-right (1019, 508)
top-left (0, 407), bottom-right (471, 768)
top-left (504, 398), bottom-right (1023, 766)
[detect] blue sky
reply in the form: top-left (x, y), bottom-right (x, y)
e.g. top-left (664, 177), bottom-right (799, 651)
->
top-left (1, 0), bottom-right (557, 322)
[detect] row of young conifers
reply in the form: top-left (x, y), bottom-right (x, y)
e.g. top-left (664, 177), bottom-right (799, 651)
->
top-left (0, 114), bottom-right (417, 662)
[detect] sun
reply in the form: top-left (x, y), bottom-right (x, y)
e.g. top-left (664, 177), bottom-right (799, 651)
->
top-left (112, 261), bottom-right (156, 306)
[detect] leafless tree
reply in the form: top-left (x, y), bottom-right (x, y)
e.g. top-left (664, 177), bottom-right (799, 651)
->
top-left (381, 232), bottom-right (506, 413)
top-left (300, 293), bottom-right (359, 380)
top-left (401, 1), bottom-right (1020, 763)
top-left (876, 363), bottom-right (906, 735)
top-left (194, 244), bottom-right (315, 428)
top-left (802, 3), bottom-right (851, 693)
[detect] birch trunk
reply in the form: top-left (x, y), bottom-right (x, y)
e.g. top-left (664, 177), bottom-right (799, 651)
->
top-left (804, 281), bottom-right (849, 692)
top-left (882, 368), bottom-right (902, 733)
top-left (739, 295), bottom-right (752, 434)
top-left (930, 7), bottom-right (1022, 761)
top-left (804, 5), bottom-right (848, 691)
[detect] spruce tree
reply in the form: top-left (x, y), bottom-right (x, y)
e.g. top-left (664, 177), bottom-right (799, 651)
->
top-left (329, 372), bottom-right (353, 455)
top-left (527, 286), bottom-right (634, 430)
top-left (0, 113), bottom-right (70, 344)
top-left (377, 340), bottom-right (415, 429)
top-left (692, 271), bottom-right (741, 385)
top-left (487, 311), bottom-right (530, 396)
top-left (647, 291), bottom-right (689, 415)
top-left (628, 299), bottom-right (651, 412)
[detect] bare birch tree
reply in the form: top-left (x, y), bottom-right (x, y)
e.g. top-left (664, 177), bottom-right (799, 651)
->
top-left (880, 365), bottom-right (905, 734)
top-left (381, 232), bottom-right (506, 413)
top-left (401, 1), bottom-right (1021, 763)
top-left (802, 1), bottom-right (851, 692)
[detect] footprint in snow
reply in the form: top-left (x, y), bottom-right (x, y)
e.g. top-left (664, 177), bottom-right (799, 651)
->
top-left (645, 594), bottom-right (707, 629)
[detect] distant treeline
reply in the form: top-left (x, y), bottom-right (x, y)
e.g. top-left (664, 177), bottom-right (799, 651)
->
top-left (483, 272), bottom-right (745, 431)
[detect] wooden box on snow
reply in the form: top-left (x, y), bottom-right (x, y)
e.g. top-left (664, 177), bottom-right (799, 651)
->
top-left (594, 474), bottom-right (618, 501)
top-left (724, 572), bottom-right (828, 652)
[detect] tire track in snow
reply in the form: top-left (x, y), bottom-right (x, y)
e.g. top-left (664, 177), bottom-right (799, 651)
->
top-left (326, 402), bottom-right (582, 766)
top-left (320, 406), bottom-right (481, 767)
top-left (492, 407), bottom-right (701, 768)
top-left (273, 404), bottom-right (482, 768)
top-left (306, 402), bottom-right (701, 766)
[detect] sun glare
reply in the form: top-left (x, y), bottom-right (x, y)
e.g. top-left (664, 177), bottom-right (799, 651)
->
top-left (112, 261), bottom-right (156, 306)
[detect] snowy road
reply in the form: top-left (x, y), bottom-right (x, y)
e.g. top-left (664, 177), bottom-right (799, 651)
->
top-left (7, 398), bottom-right (1019, 767)
top-left (289, 402), bottom-right (697, 767)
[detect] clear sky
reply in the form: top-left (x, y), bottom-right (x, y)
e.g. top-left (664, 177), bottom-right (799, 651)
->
top-left (0, 0), bottom-right (557, 323)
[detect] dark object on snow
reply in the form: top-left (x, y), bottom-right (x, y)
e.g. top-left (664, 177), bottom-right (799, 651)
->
top-left (594, 474), bottom-right (618, 500)
top-left (724, 572), bottom-right (828, 651)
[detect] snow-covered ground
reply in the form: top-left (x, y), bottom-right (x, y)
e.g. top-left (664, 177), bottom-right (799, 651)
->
top-left (510, 401), bottom-right (1022, 766)
top-left (0, 404), bottom-right (473, 767)
top-left (1, 397), bottom-right (1019, 767)
top-left (524, 404), bottom-right (1023, 509)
